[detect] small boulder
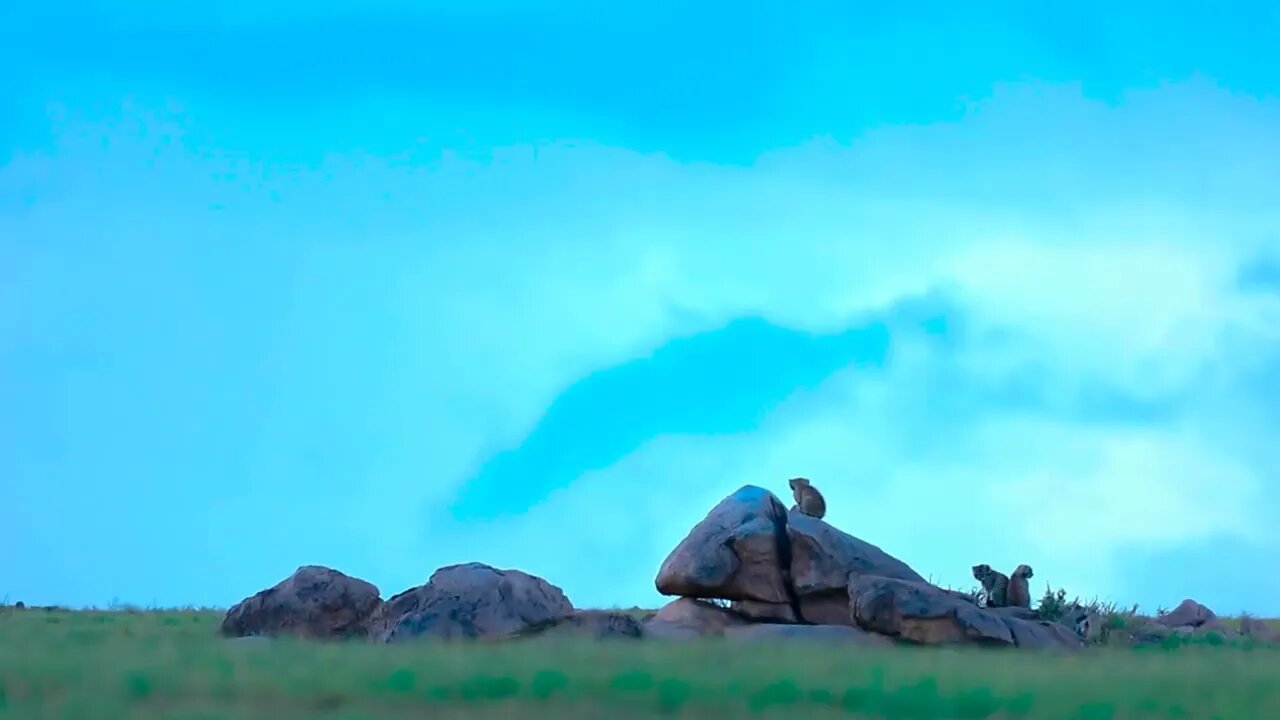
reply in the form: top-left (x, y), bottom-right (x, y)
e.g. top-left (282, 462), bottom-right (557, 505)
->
top-left (219, 565), bottom-right (382, 640)
top-left (1157, 599), bottom-right (1217, 629)
top-left (848, 574), bottom-right (1013, 646)
top-left (369, 563), bottom-right (573, 643)
top-left (644, 598), bottom-right (750, 639)
top-left (655, 486), bottom-right (792, 604)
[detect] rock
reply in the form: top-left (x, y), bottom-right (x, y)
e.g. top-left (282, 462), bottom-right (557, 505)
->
top-left (986, 606), bottom-right (1040, 622)
top-left (518, 610), bottom-right (645, 640)
top-left (1240, 615), bottom-right (1273, 640)
top-left (787, 509), bottom-right (925, 593)
top-left (941, 588), bottom-right (981, 606)
top-left (1157, 599), bottom-right (1217, 628)
top-left (369, 562), bottom-right (573, 643)
top-left (784, 509), bottom-right (926, 625)
top-left (725, 623), bottom-right (894, 646)
top-left (655, 486), bottom-right (793, 604)
top-left (219, 565), bottom-right (382, 640)
top-left (644, 598), bottom-right (750, 639)
top-left (797, 593), bottom-right (857, 625)
top-left (731, 600), bottom-right (799, 623)
top-left (1002, 617), bottom-right (1084, 651)
top-left (848, 574), bottom-right (1013, 646)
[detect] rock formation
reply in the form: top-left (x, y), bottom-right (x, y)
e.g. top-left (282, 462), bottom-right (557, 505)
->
top-left (220, 485), bottom-right (1221, 651)
top-left (646, 484), bottom-right (1082, 651)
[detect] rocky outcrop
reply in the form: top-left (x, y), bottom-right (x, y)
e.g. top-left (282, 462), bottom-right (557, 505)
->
top-left (369, 562), bottom-right (574, 643)
top-left (211, 487), bottom-right (1128, 652)
top-left (219, 565), bottom-right (382, 640)
top-left (649, 485), bottom-right (1081, 651)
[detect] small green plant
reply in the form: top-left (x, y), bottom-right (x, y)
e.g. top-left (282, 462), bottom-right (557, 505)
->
top-left (1035, 585), bottom-right (1075, 622)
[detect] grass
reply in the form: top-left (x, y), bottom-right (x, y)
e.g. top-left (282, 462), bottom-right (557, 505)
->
top-left (3, 607), bottom-right (1280, 719)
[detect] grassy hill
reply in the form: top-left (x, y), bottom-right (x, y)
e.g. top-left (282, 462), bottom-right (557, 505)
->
top-left (3, 605), bottom-right (1279, 719)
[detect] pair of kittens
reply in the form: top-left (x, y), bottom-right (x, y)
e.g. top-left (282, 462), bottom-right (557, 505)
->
top-left (972, 563), bottom-right (1034, 608)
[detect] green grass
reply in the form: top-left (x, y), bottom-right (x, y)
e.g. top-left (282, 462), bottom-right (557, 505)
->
top-left (3, 608), bottom-right (1280, 719)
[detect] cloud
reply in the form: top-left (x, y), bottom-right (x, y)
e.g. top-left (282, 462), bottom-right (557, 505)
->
top-left (449, 315), bottom-right (900, 521)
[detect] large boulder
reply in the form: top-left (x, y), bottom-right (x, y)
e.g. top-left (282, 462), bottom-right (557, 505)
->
top-left (219, 565), bottom-right (382, 640)
top-left (369, 563), bottom-right (574, 643)
top-left (655, 486), bottom-right (792, 604)
top-left (644, 598), bottom-right (751, 639)
top-left (787, 509), bottom-right (925, 593)
top-left (848, 574), bottom-right (1014, 646)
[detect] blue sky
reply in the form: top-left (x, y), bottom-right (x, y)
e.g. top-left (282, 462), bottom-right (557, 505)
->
top-left (2, 1), bottom-right (1279, 616)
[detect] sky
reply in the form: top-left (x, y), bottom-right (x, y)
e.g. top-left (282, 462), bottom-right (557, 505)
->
top-left (2, 1), bottom-right (1279, 616)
